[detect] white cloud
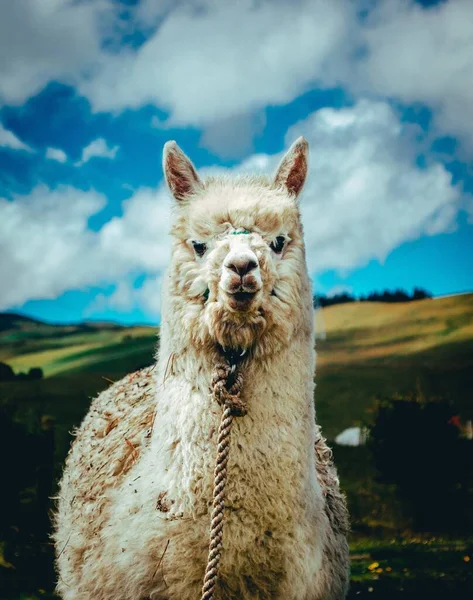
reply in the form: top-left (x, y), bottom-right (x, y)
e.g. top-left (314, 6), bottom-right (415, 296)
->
top-left (46, 147), bottom-right (67, 163)
top-left (236, 100), bottom-right (463, 275)
top-left (1, 1), bottom-right (473, 154)
top-left (137, 275), bottom-right (163, 317)
top-left (343, 0), bottom-right (473, 152)
top-left (295, 100), bottom-right (463, 273)
top-left (200, 112), bottom-right (267, 159)
top-left (88, 279), bottom-right (136, 314)
top-left (78, 0), bottom-right (352, 125)
top-left (77, 138), bottom-right (119, 165)
top-left (88, 275), bottom-right (163, 317)
top-left (0, 123), bottom-right (32, 152)
top-left (150, 115), bottom-right (169, 129)
top-left (76, 0), bottom-right (473, 151)
top-left (0, 0), bottom-right (109, 105)
top-left (1, 100), bottom-right (466, 316)
top-left (0, 184), bottom-right (171, 310)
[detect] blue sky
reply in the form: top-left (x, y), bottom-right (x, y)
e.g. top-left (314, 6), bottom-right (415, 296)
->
top-left (0, 0), bottom-right (472, 325)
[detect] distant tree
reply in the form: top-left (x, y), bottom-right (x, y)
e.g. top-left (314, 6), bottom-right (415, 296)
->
top-left (0, 361), bottom-right (15, 381)
top-left (412, 287), bottom-right (432, 301)
top-left (15, 372), bottom-right (29, 381)
top-left (314, 287), bottom-right (433, 307)
top-left (313, 293), bottom-right (356, 308)
top-left (28, 367), bottom-right (43, 380)
top-left (368, 392), bottom-right (473, 533)
top-left (392, 289), bottom-right (410, 302)
top-left (0, 404), bottom-right (56, 593)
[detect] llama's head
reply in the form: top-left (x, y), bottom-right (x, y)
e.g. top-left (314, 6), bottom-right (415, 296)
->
top-left (163, 138), bottom-right (312, 357)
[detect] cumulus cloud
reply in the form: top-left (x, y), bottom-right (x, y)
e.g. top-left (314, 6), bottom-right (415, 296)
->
top-left (137, 275), bottom-right (163, 317)
top-left (236, 100), bottom-right (463, 274)
top-left (0, 184), bottom-right (171, 310)
top-left (200, 111), bottom-right (267, 159)
top-left (0, 123), bottom-right (32, 152)
top-left (343, 0), bottom-right (473, 152)
top-left (46, 147), bottom-right (67, 163)
top-left (77, 138), bottom-right (119, 165)
top-left (1, 100), bottom-right (465, 315)
top-left (1, 1), bottom-right (473, 153)
top-left (289, 100), bottom-right (463, 273)
top-left (0, 0), bottom-right (108, 105)
top-left (79, 0), bottom-right (352, 125)
top-left (88, 275), bottom-right (163, 318)
top-left (74, 0), bottom-right (473, 150)
top-left (94, 280), bottom-right (136, 313)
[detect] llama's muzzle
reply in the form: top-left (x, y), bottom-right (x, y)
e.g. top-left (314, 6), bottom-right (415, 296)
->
top-left (221, 248), bottom-right (262, 311)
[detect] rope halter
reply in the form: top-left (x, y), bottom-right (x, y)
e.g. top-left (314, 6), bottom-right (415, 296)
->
top-left (201, 356), bottom-right (247, 600)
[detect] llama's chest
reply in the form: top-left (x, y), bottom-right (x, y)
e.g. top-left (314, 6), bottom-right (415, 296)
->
top-left (107, 413), bottom-right (325, 599)
top-left (101, 381), bottom-right (325, 598)
top-left (112, 480), bottom-right (323, 600)
top-left (161, 506), bottom-right (323, 600)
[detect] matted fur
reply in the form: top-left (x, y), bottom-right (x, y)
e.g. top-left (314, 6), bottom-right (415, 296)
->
top-left (53, 139), bottom-right (350, 599)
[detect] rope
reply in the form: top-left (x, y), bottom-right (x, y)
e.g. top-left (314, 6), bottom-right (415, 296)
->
top-left (201, 361), bottom-right (247, 600)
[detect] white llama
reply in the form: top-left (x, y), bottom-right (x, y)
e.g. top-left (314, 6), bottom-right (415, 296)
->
top-left (53, 138), bottom-right (350, 599)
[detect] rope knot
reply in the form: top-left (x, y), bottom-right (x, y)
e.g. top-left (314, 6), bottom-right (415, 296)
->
top-left (211, 362), bottom-right (247, 417)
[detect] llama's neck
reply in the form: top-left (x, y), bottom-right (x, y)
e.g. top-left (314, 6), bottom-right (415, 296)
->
top-left (151, 319), bottom-right (320, 519)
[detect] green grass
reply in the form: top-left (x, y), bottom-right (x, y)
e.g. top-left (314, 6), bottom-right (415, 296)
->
top-left (3, 537), bottom-right (471, 600)
top-left (347, 537), bottom-right (473, 599)
top-left (1, 297), bottom-right (473, 598)
top-left (2, 296), bottom-right (473, 447)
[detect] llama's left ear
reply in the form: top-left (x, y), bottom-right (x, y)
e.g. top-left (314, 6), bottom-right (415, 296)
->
top-left (163, 140), bottom-right (203, 202)
top-left (272, 136), bottom-right (309, 199)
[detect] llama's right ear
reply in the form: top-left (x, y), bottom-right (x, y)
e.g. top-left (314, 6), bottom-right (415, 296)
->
top-left (272, 136), bottom-right (309, 200)
top-left (163, 141), bottom-right (202, 202)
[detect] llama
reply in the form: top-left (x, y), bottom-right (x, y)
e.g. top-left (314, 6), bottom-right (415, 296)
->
top-left (53, 138), bottom-right (350, 599)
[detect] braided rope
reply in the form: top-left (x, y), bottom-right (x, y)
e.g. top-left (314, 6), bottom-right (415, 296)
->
top-left (201, 362), bottom-right (247, 600)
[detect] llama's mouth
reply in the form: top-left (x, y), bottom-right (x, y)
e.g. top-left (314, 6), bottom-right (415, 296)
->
top-left (227, 291), bottom-right (257, 311)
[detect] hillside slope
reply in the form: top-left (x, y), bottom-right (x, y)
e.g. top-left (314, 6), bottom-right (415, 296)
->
top-left (314, 294), bottom-right (473, 437)
top-left (316, 293), bottom-right (473, 365)
top-left (1, 294), bottom-right (472, 441)
top-left (0, 313), bottom-right (158, 377)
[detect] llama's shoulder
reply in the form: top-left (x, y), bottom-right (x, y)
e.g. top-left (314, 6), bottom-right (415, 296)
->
top-left (57, 366), bottom-right (157, 517)
top-left (54, 367), bottom-right (157, 590)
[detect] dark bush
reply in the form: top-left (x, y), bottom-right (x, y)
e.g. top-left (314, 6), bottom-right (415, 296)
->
top-left (368, 392), bottom-right (473, 533)
top-left (27, 367), bottom-right (43, 380)
top-left (0, 361), bottom-right (15, 381)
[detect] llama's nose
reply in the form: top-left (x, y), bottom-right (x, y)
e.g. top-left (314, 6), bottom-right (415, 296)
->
top-left (225, 256), bottom-right (258, 277)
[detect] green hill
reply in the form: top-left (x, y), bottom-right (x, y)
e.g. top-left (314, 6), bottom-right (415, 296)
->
top-left (315, 293), bottom-right (473, 437)
top-left (0, 312), bottom-right (157, 377)
top-left (1, 297), bottom-right (472, 599)
top-left (1, 293), bottom-right (472, 450)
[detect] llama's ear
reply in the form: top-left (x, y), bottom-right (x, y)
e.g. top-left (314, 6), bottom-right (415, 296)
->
top-left (163, 140), bottom-right (202, 202)
top-left (272, 136), bottom-right (309, 199)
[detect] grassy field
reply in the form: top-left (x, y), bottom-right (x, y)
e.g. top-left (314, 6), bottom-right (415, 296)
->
top-left (0, 313), bottom-right (157, 378)
top-left (315, 293), bottom-right (473, 437)
top-left (2, 294), bottom-right (473, 439)
top-left (1, 293), bottom-right (472, 465)
top-left (1, 295), bottom-right (472, 598)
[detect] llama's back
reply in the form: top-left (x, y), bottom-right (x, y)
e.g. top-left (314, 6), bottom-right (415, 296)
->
top-left (53, 366), bottom-right (156, 597)
top-left (314, 427), bottom-right (351, 598)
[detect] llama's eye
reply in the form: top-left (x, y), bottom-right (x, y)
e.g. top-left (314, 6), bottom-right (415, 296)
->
top-left (192, 241), bottom-right (207, 257)
top-left (270, 236), bottom-right (286, 254)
